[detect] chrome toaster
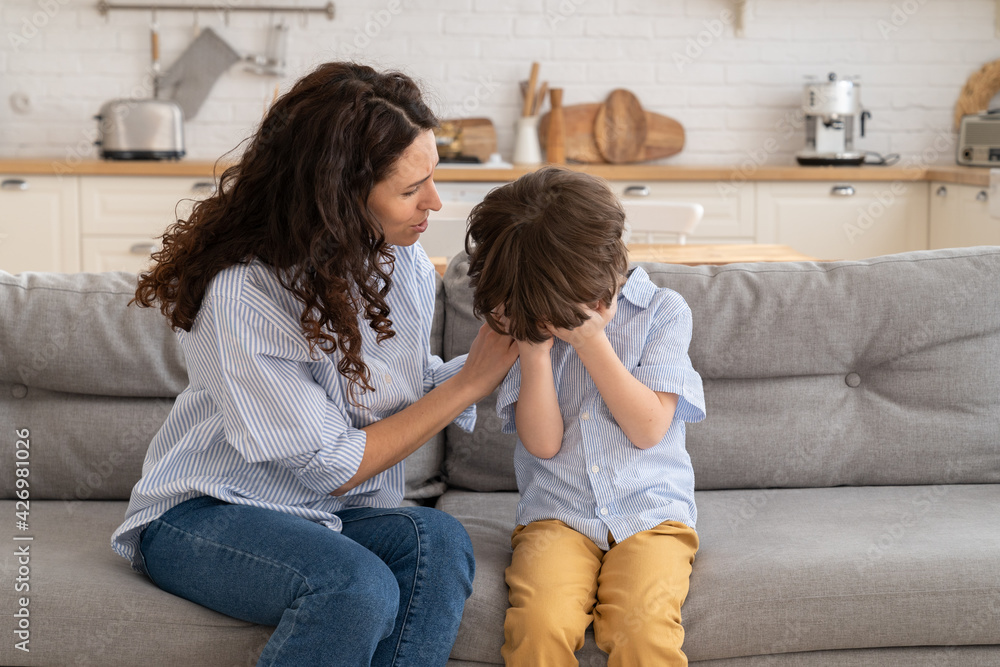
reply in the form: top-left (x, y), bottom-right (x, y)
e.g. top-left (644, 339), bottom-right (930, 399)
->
top-left (94, 99), bottom-right (186, 160)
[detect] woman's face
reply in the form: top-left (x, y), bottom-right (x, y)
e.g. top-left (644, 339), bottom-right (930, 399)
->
top-left (368, 129), bottom-right (442, 247)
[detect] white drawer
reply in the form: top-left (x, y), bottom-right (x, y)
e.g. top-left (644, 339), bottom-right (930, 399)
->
top-left (80, 175), bottom-right (217, 236)
top-left (608, 181), bottom-right (756, 241)
top-left (422, 182), bottom-right (505, 260)
top-left (81, 236), bottom-right (160, 274)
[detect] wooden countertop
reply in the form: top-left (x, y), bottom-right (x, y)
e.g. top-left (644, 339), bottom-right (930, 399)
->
top-left (429, 244), bottom-right (817, 276)
top-left (628, 243), bottom-right (816, 265)
top-left (0, 159), bottom-right (989, 186)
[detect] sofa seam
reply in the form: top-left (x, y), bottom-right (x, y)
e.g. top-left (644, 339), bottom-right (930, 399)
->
top-left (637, 248), bottom-right (1000, 278)
top-left (702, 586), bottom-right (1000, 607)
top-left (0, 282), bottom-right (136, 296)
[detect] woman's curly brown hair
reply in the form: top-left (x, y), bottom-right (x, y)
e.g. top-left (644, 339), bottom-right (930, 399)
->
top-left (132, 62), bottom-right (437, 401)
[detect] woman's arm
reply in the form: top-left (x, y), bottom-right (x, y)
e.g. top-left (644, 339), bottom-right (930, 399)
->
top-left (550, 297), bottom-right (678, 450)
top-left (513, 338), bottom-right (564, 459)
top-left (333, 324), bottom-right (518, 494)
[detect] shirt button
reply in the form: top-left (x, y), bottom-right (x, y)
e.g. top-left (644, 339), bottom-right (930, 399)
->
top-left (383, 373), bottom-right (392, 384)
top-left (591, 465), bottom-right (600, 473)
top-left (581, 412), bottom-right (590, 421)
top-left (600, 507), bottom-right (609, 516)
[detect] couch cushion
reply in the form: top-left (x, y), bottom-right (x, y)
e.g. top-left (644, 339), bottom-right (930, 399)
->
top-left (0, 271), bottom-right (448, 501)
top-left (441, 260), bottom-right (519, 491)
top-left (438, 484), bottom-right (1000, 664)
top-left (0, 271), bottom-right (187, 397)
top-left (441, 247), bottom-right (1000, 491)
top-left (0, 500), bottom-right (271, 667)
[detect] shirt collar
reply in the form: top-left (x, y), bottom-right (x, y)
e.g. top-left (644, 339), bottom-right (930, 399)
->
top-left (620, 266), bottom-right (656, 308)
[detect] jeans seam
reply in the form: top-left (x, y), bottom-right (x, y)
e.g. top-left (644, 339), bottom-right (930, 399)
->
top-left (154, 518), bottom-right (315, 595)
top-left (340, 509), bottom-right (423, 667)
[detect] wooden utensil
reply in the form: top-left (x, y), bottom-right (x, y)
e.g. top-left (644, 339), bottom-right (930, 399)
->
top-left (546, 88), bottom-right (565, 164)
top-left (539, 102), bottom-right (604, 163)
top-left (522, 62), bottom-right (540, 117)
top-left (533, 81), bottom-right (548, 116)
top-left (594, 89), bottom-right (648, 164)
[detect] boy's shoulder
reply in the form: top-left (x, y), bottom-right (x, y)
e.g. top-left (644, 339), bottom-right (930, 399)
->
top-left (620, 266), bottom-right (691, 320)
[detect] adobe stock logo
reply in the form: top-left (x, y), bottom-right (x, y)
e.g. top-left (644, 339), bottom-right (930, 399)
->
top-left (673, 10), bottom-right (736, 73)
top-left (7, 0), bottom-right (71, 51)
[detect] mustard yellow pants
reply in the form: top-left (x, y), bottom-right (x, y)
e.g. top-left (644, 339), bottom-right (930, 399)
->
top-left (501, 519), bottom-right (699, 667)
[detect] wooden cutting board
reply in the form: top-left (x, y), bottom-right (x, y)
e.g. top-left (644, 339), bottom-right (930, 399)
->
top-left (594, 89), bottom-right (648, 164)
top-left (435, 118), bottom-right (497, 163)
top-left (539, 102), bottom-right (684, 164)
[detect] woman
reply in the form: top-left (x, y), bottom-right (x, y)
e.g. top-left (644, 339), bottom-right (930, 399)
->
top-left (111, 62), bottom-right (518, 666)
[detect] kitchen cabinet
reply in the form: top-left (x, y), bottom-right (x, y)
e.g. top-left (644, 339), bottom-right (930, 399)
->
top-left (928, 182), bottom-right (1000, 249)
top-left (755, 181), bottom-right (929, 261)
top-left (7, 164), bottom-right (991, 275)
top-left (0, 174), bottom-right (79, 273)
top-left (79, 176), bottom-right (216, 273)
top-left (424, 181), bottom-right (504, 261)
top-left (610, 181), bottom-right (755, 243)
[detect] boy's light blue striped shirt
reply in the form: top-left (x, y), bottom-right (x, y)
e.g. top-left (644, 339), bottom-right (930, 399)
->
top-left (497, 266), bottom-right (706, 549)
top-left (112, 243), bottom-right (473, 573)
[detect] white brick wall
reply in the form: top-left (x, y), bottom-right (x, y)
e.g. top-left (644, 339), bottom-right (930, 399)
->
top-left (0, 0), bottom-right (994, 166)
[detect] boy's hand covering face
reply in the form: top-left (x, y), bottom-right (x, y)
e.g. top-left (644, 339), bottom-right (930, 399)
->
top-left (546, 294), bottom-right (618, 350)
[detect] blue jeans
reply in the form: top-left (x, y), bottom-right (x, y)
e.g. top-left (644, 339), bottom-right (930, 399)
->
top-left (139, 496), bottom-right (475, 667)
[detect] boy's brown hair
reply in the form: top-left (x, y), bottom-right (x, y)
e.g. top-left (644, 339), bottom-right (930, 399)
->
top-left (465, 166), bottom-right (629, 343)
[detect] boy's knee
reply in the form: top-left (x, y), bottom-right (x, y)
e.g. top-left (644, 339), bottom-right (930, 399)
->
top-left (506, 599), bottom-right (589, 641)
top-left (594, 606), bottom-right (686, 663)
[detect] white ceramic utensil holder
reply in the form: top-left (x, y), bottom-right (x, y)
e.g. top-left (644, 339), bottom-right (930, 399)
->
top-left (512, 116), bottom-right (542, 166)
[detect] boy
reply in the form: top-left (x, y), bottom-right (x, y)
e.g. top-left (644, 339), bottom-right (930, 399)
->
top-left (465, 167), bottom-right (706, 666)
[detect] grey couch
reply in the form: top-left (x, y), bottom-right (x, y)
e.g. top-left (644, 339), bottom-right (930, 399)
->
top-left (2, 246), bottom-right (999, 667)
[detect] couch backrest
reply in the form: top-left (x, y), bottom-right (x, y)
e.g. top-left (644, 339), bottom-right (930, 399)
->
top-left (441, 247), bottom-right (1000, 491)
top-left (0, 270), bottom-right (447, 501)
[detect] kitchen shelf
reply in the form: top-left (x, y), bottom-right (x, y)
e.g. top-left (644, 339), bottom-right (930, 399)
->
top-left (95, 1), bottom-right (335, 21)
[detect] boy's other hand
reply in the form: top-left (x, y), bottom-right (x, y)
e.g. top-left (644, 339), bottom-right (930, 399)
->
top-left (548, 294), bottom-right (618, 351)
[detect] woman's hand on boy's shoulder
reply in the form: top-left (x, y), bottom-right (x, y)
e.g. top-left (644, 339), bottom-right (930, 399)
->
top-left (459, 324), bottom-right (519, 399)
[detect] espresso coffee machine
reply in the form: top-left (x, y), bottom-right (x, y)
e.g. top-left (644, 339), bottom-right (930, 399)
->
top-left (796, 73), bottom-right (871, 166)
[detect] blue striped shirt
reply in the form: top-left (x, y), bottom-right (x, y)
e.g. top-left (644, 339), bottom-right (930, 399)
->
top-left (112, 243), bottom-right (473, 573)
top-left (497, 266), bottom-right (706, 549)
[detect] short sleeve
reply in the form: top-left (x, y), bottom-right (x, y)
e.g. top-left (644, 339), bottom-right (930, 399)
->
top-left (633, 302), bottom-right (706, 424)
top-left (424, 353), bottom-right (477, 432)
top-left (495, 360), bottom-right (522, 434)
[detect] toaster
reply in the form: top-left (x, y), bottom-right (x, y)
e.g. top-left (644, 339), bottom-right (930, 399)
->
top-left (94, 99), bottom-right (185, 160)
top-left (957, 112), bottom-right (1000, 167)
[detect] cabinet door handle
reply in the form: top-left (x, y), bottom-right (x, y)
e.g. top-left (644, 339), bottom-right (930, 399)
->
top-left (129, 243), bottom-right (158, 255)
top-left (830, 185), bottom-right (855, 197)
top-left (1, 179), bottom-right (29, 191)
top-left (191, 181), bottom-right (216, 195)
top-left (936, 186), bottom-right (947, 197)
top-left (623, 185), bottom-right (650, 197)
top-left (976, 190), bottom-right (989, 202)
